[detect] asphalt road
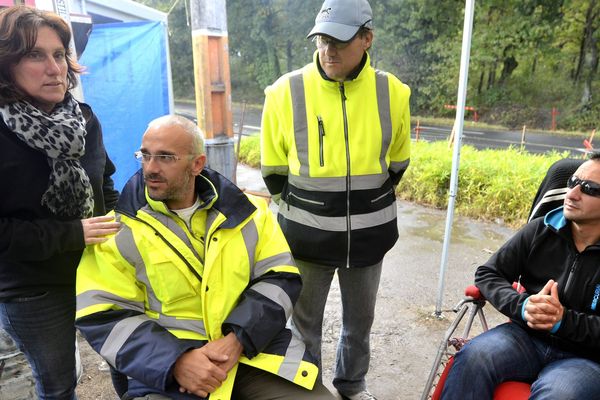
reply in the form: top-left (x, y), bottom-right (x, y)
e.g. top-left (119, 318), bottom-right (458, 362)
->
top-left (175, 101), bottom-right (591, 156)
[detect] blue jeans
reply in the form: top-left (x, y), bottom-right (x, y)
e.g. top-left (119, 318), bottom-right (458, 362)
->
top-left (441, 322), bottom-right (600, 400)
top-left (291, 260), bottom-right (382, 396)
top-left (0, 289), bottom-right (77, 400)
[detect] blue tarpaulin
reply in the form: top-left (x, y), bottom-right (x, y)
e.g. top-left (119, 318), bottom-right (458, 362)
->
top-left (80, 21), bottom-right (170, 190)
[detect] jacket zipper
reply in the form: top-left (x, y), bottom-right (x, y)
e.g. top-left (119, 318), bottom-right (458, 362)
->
top-left (317, 115), bottom-right (325, 167)
top-left (563, 254), bottom-right (580, 297)
top-left (339, 82), bottom-right (351, 268)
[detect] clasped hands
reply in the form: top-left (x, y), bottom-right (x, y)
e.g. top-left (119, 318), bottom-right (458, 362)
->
top-left (173, 332), bottom-right (243, 398)
top-left (524, 279), bottom-right (564, 331)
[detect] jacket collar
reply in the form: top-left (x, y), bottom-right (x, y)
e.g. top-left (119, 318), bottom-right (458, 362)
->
top-left (313, 50), bottom-right (370, 83)
top-left (544, 206), bottom-right (568, 232)
top-left (545, 206), bottom-right (600, 250)
top-left (116, 168), bottom-right (256, 229)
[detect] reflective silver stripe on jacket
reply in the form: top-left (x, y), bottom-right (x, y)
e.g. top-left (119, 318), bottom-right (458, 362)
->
top-left (261, 165), bottom-right (290, 177)
top-left (279, 202), bottom-right (397, 231)
top-left (242, 221), bottom-right (258, 279)
top-left (206, 208), bottom-right (219, 236)
top-left (288, 173), bottom-right (389, 192)
top-left (142, 205), bottom-right (203, 263)
top-left (289, 72), bottom-right (309, 177)
top-left (253, 252), bottom-right (296, 279)
top-left (114, 221), bottom-right (207, 337)
top-left (375, 70), bottom-right (392, 175)
top-left (158, 315), bottom-right (206, 335)
top-left (115, 224), bottom-right (163, 313)
top-left (288, 70), bottom-right (392, 182)
top-left (100, 314), bottom-right (151, 367)
top-left (250, 281), bottom-right (293, 320)
top-left (390, 159), bottom-right (410, 174)
top-left (277, 333), bottom-right (307, 381)
top-left (76, 290), bottom-right (145, 313)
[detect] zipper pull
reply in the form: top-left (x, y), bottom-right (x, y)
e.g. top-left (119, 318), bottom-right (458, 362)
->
top-left (318, 115), bottom-right (325, 167)
top-left (317, 115), bottom-right (325, 137)
top-left (338, 82), bottom-right (347, 100)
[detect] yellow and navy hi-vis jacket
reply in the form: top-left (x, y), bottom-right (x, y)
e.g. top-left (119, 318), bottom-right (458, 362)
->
top-left (75, 168), bottom-right (318, 400)
top-left (261, 51), bottom-right (411, 268)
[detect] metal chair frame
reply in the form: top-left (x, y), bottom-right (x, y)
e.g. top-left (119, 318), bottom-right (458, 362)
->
top-left (420, 290), bottom-right (489, 400)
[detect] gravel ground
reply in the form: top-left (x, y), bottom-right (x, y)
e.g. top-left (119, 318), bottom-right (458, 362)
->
top-left (74, 204), bottom-right (514, 400)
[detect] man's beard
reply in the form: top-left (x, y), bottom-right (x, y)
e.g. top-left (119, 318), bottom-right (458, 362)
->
top-left (145, 168), bottom-right (193, 203)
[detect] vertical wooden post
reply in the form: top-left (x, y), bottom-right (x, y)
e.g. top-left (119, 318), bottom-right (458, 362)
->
top-left (589, 129), bottom-right (596, 146)
top-left (521, 125), bottom-right (526, 151)
top-left (414, 119), bottom-right (420, 142)
top-left (189, 0), bottom-right (234, 180)
top-left (551, 107), bottom-right (559, 131)
top-left (448, 123), bottom-right (456, 148)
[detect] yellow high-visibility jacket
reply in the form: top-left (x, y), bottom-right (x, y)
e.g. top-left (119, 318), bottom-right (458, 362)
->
top-left (261, 52), bottom-right (411, 268)
top-left (75, 168), bottom-right (318, 399)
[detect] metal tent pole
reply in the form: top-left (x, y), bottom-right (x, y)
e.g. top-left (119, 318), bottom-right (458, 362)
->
top-left (435, 0), bottom-right (476, 317)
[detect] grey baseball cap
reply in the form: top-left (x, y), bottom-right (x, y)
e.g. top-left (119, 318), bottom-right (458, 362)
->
top-left (307, 0), bottom-right (373, 42)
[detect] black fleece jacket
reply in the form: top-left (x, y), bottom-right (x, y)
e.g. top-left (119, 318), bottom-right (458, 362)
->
top-left (476, 207), bottom-right (600, 361)
top-left (0, 103), bottom-right (119, 300)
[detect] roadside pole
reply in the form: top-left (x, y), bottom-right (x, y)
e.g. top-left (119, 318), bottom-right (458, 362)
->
top-left (435, 0), bottom-right (476, 317)
top-left (189, 0), bottom-right (235, 180)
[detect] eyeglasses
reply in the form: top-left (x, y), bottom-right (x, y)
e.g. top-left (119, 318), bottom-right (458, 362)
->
top-left (313, 35), bottom-right (353, 50)
top-left (134, 151), bottom-right (195, 165)
top-left (567, 175), bottom-right (600, 197)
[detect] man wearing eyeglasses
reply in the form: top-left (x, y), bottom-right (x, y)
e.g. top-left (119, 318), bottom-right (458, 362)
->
top-left (260, 1), bottom-right (411, 399)
top-left (442, 153), bottom-right (600, 399)
top-left (74, 115), bottom-right (335, 399)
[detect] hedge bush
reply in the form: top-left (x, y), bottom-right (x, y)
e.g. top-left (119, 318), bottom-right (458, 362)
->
top-left (238, 136), bottom-right (572, 227)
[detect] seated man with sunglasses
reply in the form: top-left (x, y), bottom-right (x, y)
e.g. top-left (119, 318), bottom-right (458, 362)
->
top-left (442, 152), bottom-right (600, 399)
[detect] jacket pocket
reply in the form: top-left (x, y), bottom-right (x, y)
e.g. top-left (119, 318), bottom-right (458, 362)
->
top-left (288, 191), bottom-right (325, 207)
top-left (145, 249), bottom-right (199, 306)
top-left (317, 115), bottom-right (326, 167)
top-left (370, 188), bottom-right (394, 204)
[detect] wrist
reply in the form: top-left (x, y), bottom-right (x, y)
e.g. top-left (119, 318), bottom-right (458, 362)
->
top-left (521, 296), bottom-right (530, 321)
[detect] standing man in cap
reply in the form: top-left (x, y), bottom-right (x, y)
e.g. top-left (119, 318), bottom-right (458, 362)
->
top-left (260, 0), bottom-right (411, 399)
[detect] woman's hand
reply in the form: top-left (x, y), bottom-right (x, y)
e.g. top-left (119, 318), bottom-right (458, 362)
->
top-left (81, 215), bottom-right (121, 245)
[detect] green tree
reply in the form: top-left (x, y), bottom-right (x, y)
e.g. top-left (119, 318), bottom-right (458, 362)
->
top-left (137, 0), bottom-right (195, 99)
top-left (133, 0), bottom-right (599, 130)
top-left (227, 0), bottom-right (320, 102)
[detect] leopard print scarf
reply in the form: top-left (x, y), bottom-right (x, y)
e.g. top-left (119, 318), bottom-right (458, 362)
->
top-left (0, 95), bottom-right (94, 218)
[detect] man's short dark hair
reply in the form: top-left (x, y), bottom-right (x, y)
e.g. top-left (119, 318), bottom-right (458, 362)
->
top-left (589, 152), bottom-right (600, 161)
top-left (357, 26), bottom-right (372, 38)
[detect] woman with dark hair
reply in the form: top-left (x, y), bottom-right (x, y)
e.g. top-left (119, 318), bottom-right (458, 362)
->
top-left (0, 5), bottom-right (121, 399)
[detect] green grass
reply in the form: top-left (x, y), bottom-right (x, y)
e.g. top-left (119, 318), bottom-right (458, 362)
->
top-left (238, 135), bottom-right (261, 168)
top-left (238, 135), bottom-right (573, 227)
top-left (397, 141), bottom-right (571, 226)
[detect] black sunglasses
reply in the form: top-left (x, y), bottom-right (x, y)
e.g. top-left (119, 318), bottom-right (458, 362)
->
top-left (567, 175), bottom-right (600, 197)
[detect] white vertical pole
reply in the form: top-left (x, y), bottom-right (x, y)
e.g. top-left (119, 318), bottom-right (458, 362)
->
top-left (435, 0), bottom-right (476, 316)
